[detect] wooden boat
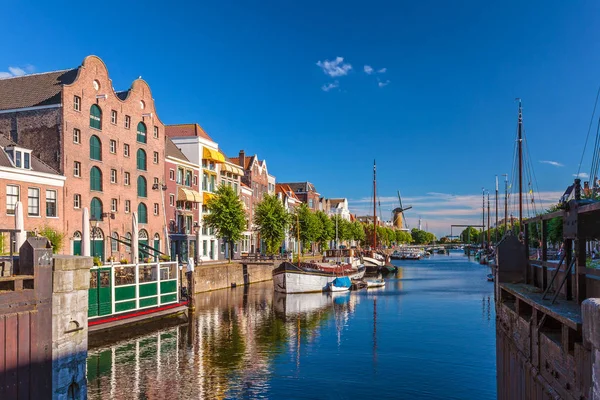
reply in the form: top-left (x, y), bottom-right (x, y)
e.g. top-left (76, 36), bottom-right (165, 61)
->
top-left (272, 261), bottom-right (355, 294)
top-left (323, 248), bottom-right (366, 279)
top-left (365, 279), bottom-right (385, 288)
top-left (487, 273), bottom-right (494, 282)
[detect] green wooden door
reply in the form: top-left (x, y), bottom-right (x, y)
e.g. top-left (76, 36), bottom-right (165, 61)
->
top-left (73, 240), bottom-right (81, 256)
top-left (139, 239), bottom-right (148, 262)
top-left (92, 239), bottom-right (104, 261)
top-left (154, 239), bottom-right (160, 260)
top-left (88, 270), bottom-right (99, 318)
top-left (98, 268), bottom-right (112, 316)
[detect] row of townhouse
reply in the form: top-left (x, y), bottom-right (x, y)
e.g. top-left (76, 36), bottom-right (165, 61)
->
top-left (0, 55), bottom-right (351, 262)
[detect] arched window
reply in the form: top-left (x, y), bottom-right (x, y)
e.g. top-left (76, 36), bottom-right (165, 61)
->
top-left (90, 135), bottom-right (102, 160)
top-left (90, 167), bottom-right (102, 191)
top-left (136, 122), bottom-right (147, 143)
top-left (125, 232), bottom-right (131, 253)
top-left (136, 149), bottom-right (146, 171)
top-left (111, 232), bottom-right (119, 252)
top-left (138, 203), bottom-right (148, 223)
top-left (137, 176), bottom-right (147, 197)
top-left (90, 197), bottom-right (103, 220)
top-left (90, 104), bottom-right (102, 130)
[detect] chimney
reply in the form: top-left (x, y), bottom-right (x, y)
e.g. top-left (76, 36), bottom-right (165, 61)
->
top-left (239, 150), bottom-right (245, 168)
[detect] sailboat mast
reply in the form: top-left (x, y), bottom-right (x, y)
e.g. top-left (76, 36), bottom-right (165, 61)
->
top-left (495, 176), bottom-right (499, 243)
top-left (504, 174), bottom-right (508, 233)
top-left (487, 191), bottom-right (491, 248)
top-left (373, 160), bottom-right (377, 249)
top-left (517, 99), bottom-right (523, 232)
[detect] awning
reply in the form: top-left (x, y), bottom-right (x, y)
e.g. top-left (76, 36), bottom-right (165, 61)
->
top-left (178, 187), bottom-right (202, 203)
top-left (223, 163), bottom-right (244, 176)
top-left (203, 192), bottom-right (215, 203)
top-left (203, 168), bottom-right (217, 176)
top-left (203, 147), bottom-right (225, 163)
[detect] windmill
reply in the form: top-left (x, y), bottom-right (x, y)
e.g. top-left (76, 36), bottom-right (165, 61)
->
top-left (392, 191), bottom-right (412, 229)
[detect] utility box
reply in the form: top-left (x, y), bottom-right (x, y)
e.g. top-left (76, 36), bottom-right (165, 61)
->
top-left (18, 236), bottom-right (52, 275)
top-left (496, 234), bottom-right (526, 284)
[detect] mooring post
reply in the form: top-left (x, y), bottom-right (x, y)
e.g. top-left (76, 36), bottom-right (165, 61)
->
top-left (582, 299), bottom-right (600, 400)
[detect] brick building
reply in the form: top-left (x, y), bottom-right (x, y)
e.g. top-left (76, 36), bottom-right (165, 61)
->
top-left (0, 56), bottom-right (168, 261)
top-left (230, 150), bottom-right (276, 253)
top-left (275, 183), bottom-right (301, 253)
top-left (0, 136), bottom-right (66, 251)
top-left (165, 124), bottom-right (245, 261)
top-left (278, 182), bottom-right (320, 212)
top-left (164, 137), bottom-right (201, 262)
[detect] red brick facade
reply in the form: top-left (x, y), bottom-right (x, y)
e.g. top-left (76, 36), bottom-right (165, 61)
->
top-left (0, 56), bottom-right (168, 260)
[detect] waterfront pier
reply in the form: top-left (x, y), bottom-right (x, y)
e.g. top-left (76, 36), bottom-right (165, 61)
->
top-left (495, 190), bottom-right (600, 400)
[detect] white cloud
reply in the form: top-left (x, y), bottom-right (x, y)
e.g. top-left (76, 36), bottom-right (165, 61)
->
top-left (364, 65), bottom-right (374, 75)
top-left (540, 160), bottom-right (563, 167)
top-left (321, 81), bottom-right (339, 92)
top-left (573, 172), bottom-right (590, 178)
top-left (378, 80), bottom-right (390, 87)
top-left (377, 68), bottom-right (387, 73)
top-left (348, 190), bottom-right (565, 237)
top-left (316, 57), bottom-right (352, 77)
top-left (8, 67), bottom-right (25, 76)
top-left (0, 65), bottom-right (34, 79)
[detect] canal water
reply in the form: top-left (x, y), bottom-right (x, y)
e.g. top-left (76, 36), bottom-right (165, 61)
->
top-left (87, 251), bottom-right (496, 399)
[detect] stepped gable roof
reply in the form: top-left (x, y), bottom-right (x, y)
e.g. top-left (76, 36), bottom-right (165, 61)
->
top-left (165, 137), bottom-right (189, 161)
top-left (0, 135), bottom-right (61, 175)
top-left (165, 123), bottom-right (214, 142)
top-left (0, 68), bottom-right (79, 111)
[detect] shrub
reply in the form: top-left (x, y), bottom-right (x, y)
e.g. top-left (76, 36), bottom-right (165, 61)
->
top-left (93, 257), bottom-right (102, 266)
top-left (38, 226), bottom-right (65, 254)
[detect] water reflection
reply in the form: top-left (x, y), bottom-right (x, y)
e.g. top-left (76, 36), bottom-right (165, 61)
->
top-left (87, 283), bottom-right (356, 399)
top-left (88, 255), bottom-right (497, 400)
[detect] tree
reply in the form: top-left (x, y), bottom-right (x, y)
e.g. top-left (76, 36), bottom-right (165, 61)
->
top-left (411, 228), bottom-right (435, 244)
top-left (254, 194), bottom-right (290, 255)
top-left (291, 204), bottom-right (320, 253)
top-left (204, 185), bottom-right (247, 261)
top-left (350, 221), bottom-right (366, 244)
top-left (316, 211), bottom-right (334, 251)
top-left (39, 226), bottom-right (65, 253)
top-left (460, 227), bottom-right (480, 243)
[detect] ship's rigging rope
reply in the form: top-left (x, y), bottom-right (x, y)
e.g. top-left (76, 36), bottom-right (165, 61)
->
top-left (589, 119), bottom-right (600, 195)
top-left (577, 86), bottom-right (600, 183)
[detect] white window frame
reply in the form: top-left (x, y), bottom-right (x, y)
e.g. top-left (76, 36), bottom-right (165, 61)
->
top-left (73, 128), bottom-right (80, 144)
top-left (153, 151), bottom-right (159, 164)
top-left (46, 189), bottom-right (57, 217)
top-left (111, 110), bottom-right (117, 125)
top-left (124, 172), bottom-right (130, 186)
top-left (125, 200), bottom-right (131, 213)
top-left (153, 126), bottom-right (159, 139)
top-left (27, 187), bottom-right (40, 217)
top-left (74, 161), bottom-right (81, 177)
top-left (74, 96), bottom-right (81, 111)
top-left (74, 194), bottom-right (81, 209)
top-left (110, 169), bottom-right (117, 184)
top-left (6, 185), bottom-right (19, 215)
top-left (111, 198), bottom-right (118, 212)
top-left (109, 140), bottom-right (116, 154)
top-left (124, 144), bottom-right (130, 157)
top-left (125, 115), bottom-right (131, 129)
top-left (153, 203), bottom-right (159, 216)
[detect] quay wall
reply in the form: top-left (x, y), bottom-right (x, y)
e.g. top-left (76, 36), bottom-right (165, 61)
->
top-left (582, 299), bottom-right (600, 400)
top-left (51, 255), bottom-right (92, 400)
top-left (192, 262), bottom-right (275, 293)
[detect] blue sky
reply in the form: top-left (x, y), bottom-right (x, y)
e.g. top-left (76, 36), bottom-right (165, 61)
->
top-left (2, 1), bottom-right (600, 236)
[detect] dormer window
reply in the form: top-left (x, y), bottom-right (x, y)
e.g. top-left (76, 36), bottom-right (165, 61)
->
top-left (6, 146), bottom-right (32, 170)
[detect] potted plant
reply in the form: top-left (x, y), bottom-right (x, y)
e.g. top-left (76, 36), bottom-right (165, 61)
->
top-left (159, 254), bottom-right (171, 262)
top-left (93, 257), bottom-right (102, 267)
top-left (120, 258), bottom-right (129, 265)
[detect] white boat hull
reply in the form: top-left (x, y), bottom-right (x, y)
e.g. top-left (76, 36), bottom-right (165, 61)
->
top-left (273, 270), bottom-right (336, 294)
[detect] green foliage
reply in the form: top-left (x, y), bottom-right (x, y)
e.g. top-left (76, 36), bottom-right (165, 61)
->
top-left (204, 185), bottom-right (247, 260)
top-left (291, 204), bottom-right (320, 253)
top-left (254, 194), bottom-right (290, 255)
top-left (395, 229), bottom-right (412, 244)
top-left (411, 228), bottom-right (436, 244)
top-left (350, 221), bottom-right (366, 244)
top-left (39, 226), bottom-right (65, 253)
top-left (93, 256), bottom-right (102, 266)
top-left (460, 227), bottom-right (480, 243)
top-left (316, 211), bottom-right (334, 249)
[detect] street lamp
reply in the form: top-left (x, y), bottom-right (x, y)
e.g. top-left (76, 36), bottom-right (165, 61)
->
top-left (89, 216), bottom-right (99, 259)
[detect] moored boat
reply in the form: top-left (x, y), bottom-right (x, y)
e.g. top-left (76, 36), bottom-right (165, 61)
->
top-left (328, 276), bottom-right (351, 292)
top-left (365, 279), bottom-right (385, 288)
top-left (272, 261), bottom-right (355, 294)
